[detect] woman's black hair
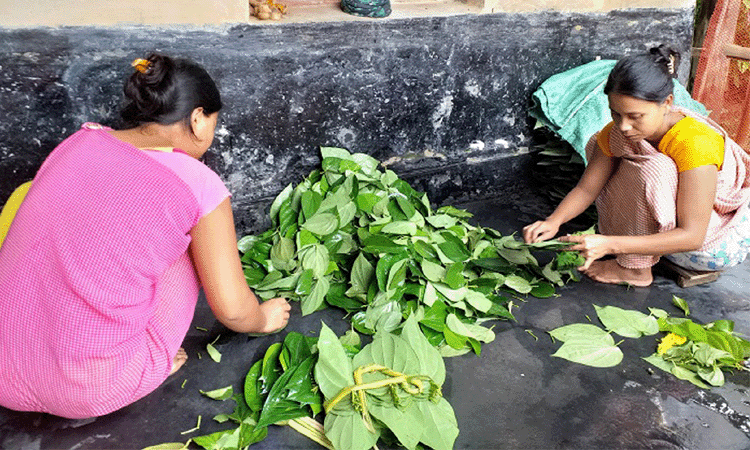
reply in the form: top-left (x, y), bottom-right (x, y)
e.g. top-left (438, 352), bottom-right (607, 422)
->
top-left (603, 44), bottom-right (681, 103)
top-left (121, 53), bottom-right (222, 130)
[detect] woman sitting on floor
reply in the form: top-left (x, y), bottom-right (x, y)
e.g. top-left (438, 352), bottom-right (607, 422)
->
top-left (523, 44), bottom-right (750, 287)
top-left (0, 53), bottom-right (290, 419)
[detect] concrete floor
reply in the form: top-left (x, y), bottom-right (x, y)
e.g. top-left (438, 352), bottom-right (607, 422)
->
top-left (2, 194), bottom-right (750, 450)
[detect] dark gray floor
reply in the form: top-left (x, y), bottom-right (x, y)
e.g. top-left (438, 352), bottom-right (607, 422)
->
top-left (2, 194), bottom-right (750, 450)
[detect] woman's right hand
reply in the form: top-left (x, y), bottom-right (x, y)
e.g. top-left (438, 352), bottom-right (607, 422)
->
top-left (258, 297), bottom-right (291, 333)
top-left (522, 219), bottom-right (560, 243)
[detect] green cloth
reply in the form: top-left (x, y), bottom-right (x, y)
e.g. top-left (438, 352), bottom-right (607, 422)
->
top-left (530, 59), bottom-right (708, 162)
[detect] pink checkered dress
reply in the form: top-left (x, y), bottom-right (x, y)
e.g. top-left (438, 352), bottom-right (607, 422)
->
top-left (0, 123), bottom-right (229, 418)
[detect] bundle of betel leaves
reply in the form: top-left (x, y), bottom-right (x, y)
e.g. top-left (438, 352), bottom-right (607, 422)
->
top-left (237, 147), bottom-right (579, 357)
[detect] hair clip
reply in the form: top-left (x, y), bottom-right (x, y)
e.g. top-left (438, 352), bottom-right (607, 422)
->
top-left (132, 58), bottom-right (152, 74)
top-left (667, 54), bottom-right (675, 75)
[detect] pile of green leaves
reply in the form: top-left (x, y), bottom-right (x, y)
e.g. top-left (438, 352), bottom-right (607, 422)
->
top-left (645, 306), bottom-right (750, 388)
top-left (168, 317), bottom-right (456, 450)
top-left (316, 316), bottom-right (458, 450)
top-left (549, 296), bottom-right (750, 388)
top-left (529, 124), bottom-right (597, 223)
top-left (188, 330), bottom-right (323, 450)
top-left (239, 147), bottom-right (577, 356)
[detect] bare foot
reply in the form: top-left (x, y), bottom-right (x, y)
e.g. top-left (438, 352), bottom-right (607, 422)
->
top-left (170, 348), bottom-right (188, 375)
top-left (580, 259), bottom-right (653, 287)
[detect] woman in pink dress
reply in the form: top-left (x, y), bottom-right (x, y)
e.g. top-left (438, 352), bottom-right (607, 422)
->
top-left (0, 54), bottom-right (290, 419)
top-left (523, 45), bottom-right (750, 287)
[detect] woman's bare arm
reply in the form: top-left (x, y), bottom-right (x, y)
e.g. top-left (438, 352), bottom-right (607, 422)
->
top-left (189, 197), bottom-right (290, 333)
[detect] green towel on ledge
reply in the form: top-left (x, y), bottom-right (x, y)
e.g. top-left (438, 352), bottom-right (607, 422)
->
top-left (530, 59), bottom-right (708, 162)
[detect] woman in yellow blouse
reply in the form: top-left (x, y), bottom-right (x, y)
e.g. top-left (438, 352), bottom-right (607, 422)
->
top-left (523, 45), bottom-right (750, 287)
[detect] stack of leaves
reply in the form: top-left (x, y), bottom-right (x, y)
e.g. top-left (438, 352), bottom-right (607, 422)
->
top-left (549, 296), bottom-right (750, 389)
top-left (164, 317), bottom-right (457, 450)
top-left (188, 330), bottom-right (324, 450)
top-left (238, 147), bottom-right (577, 357)
top-left (315, 316), bottom-right (458, 450)
top-left (529, 124), bottom-right (597, 224)
top-left (644, 303), bottom-right (750, 388)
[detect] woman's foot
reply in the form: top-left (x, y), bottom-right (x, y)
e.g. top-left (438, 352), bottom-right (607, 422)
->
top-left (170, 348), bottom-right (188, 375)
top-left (580, 259), bottom-right (653, 287)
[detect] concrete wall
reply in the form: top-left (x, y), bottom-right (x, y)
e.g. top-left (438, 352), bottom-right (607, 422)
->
top-left (0, 6), bottom-right (696, 235)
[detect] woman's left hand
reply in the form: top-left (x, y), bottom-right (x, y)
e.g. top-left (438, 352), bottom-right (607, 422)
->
top-left (558, 233), bottom-right (613, 270)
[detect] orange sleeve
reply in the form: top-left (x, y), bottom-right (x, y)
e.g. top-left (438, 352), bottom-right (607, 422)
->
top-left (595, 122), bottom-right (615, 157)
top-left (659, 118), bottom-right (724, 172)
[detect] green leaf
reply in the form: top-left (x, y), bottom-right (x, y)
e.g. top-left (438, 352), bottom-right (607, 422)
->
top-left (381, 220), bottom-right (418, 236)
top-left (672, 295), bottom-right (690, 316)
top-left (255, 356), bottom-right (317, 428)
top-left (314, 322), bottom-right (355, 401)
top-left (644, 354), bottom-right (710, 389)
top-left (299, 244), bottom-right (330, 278)
top-left (530, 281), bottom-right (557, 298)
top-left (464, 289), bottom-right (493, 313)
top-left (697, 365), bottom-right (725, 386)
top-left (356, 192), bottom-right (381, 214)
top-left (552, 339), bottom-right (623, 367)
top-left (425, 214), bottom-right (458, 229)
top-left (594, 305), bottom-right (659, 338)
top-left (436, 205), bottom-right (473, 218)
top-left (142, 443), bottom-right (189, 450)
top-left (421, 259), bottom-right (446, 283)
top-left (416, 398), bottom-right (459, 450)
top-left (244, 360), bottom-right (264, 412)
top-left (421, 300), bottom-right (448, 332)
top-left (443, 325), bottom-right (467, 350)
top-left (301, 190), bottom-right (323, 221)
top-left (550, 323), bottom-right (613, 343)
top-left (444, 262), bottom-right (466, 289)
top-left (324, 411), bottom-right (380, 450)
top-left (206, 343), bottom-right (222, 363)
top-left (294, 269), bottom-right (314, 297)
top-left (401, 315), bottom-right (445, 383)
top-left (200, 386), bottom-right (234, 401)
top-left (437, 232), bottom-right (470, 262)
top-left (504, 275), bottom-right (533, 294)
top-left (301, 277), bottom-right (330, 316)
top-left (349, 252), bottom-right (374, 295)
top-left (301, 213), bottom-right (339, 236)
top-left (269, 183), bottom-right (293, 226)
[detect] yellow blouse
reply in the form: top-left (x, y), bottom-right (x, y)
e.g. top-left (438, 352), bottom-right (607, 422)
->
top-left (596, 117), bottom-right (724, 172)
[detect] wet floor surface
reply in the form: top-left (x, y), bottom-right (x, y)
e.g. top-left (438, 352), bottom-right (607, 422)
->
top-left (2, 195), bottom-right (750, 450)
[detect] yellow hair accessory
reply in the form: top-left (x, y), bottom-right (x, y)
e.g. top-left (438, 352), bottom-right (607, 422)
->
top-left (132, 58), bottom-right (152, 74)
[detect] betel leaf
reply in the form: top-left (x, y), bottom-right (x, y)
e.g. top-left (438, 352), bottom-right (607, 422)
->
top-left (421, 259), bottom-right (446, 283)
top-left (301, 277), bottom-right (330, 316)
top-left (552, 338), bottom-right (623, 368)
top-left (550, 323), bottom-right (612, 343)
top-left (503, 275), bottom-right (533, 294)
top-left (314, 322), bottom-right (355, 401)
top-left (594, 304), bottom-right (658, 338)
top-left (348, 252), bottom-right (374, 296)
top-left (255, 356), bottom-right (318, 428)
top-left (299, 244), bottom-right (330, 279)
top-left (200, 386), bottom-right (234, 401)
top-left (206, 343), bottom-right (222, 363)
top-left (672, 295), bottom-right (690, 316)
top-left (301, 213), bottom-right (338, 236)
top-left (643, 354), bottom-right (710, 389)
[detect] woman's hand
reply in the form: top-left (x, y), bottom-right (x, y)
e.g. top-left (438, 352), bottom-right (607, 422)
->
top-left (523, 219), bottom-right (560, 243)
top-left (558, 233), bottom-right (613, 270)
top-left (257, 297), bottom-right (291, 333)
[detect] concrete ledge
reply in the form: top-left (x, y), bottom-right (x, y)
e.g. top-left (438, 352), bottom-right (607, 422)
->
top-left (0, 0), bottom-right (694, 27)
